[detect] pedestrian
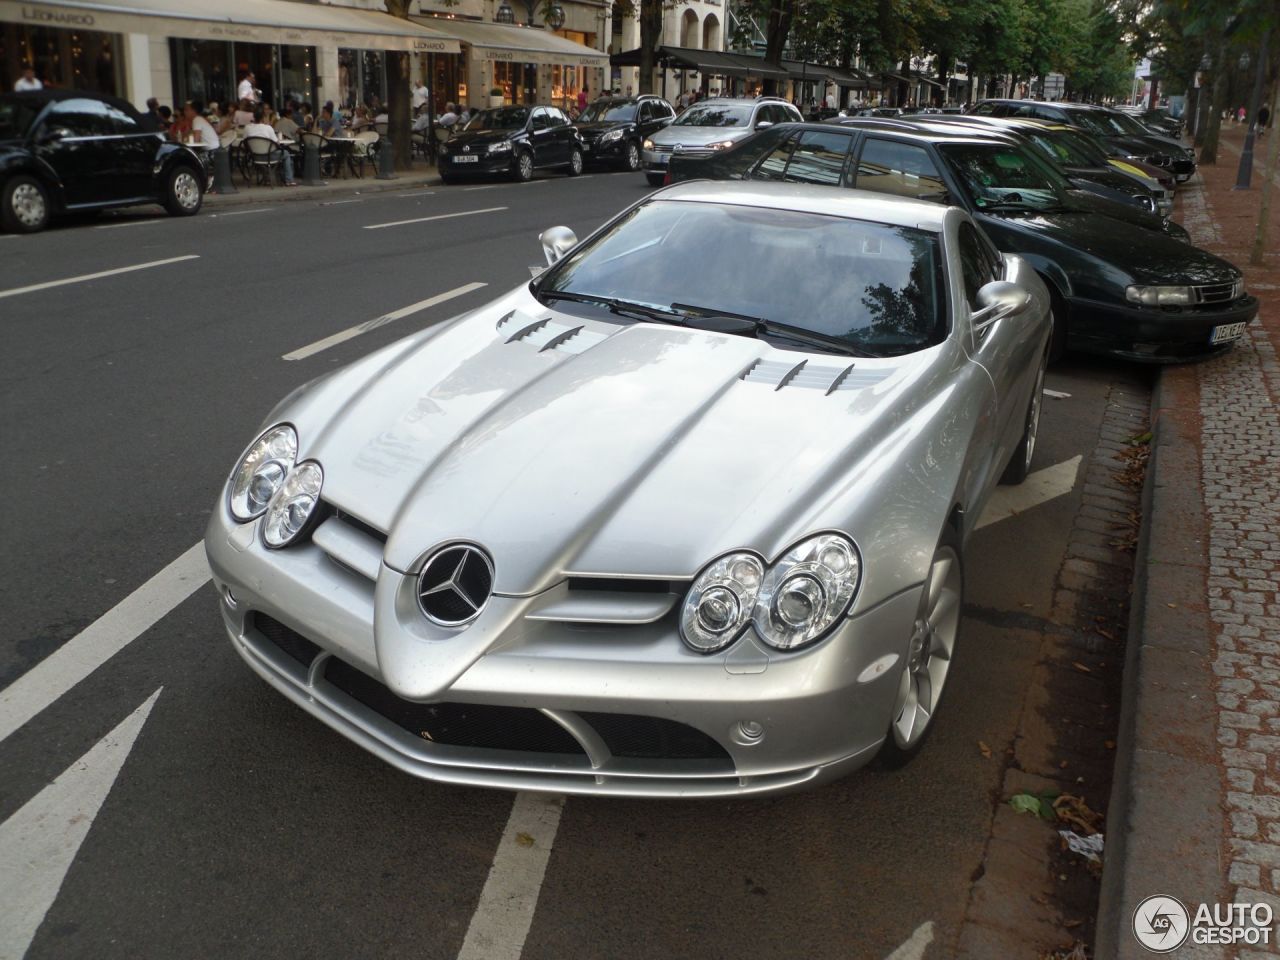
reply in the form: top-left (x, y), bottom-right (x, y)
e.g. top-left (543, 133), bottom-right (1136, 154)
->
top-left (412, 80), bottom-right (429, 111)
top-left (1258, 102), bottom-right (1271, 137)
top-left (245, 104), bottom-right (298, 185)
top-left (238, 70), bottom-right (257, 103)
top-left (14, 63), bottom-right (41, 91)
top-left (577, 85), bottom-right (589, 113)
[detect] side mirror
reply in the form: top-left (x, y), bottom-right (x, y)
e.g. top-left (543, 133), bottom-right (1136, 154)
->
top-left (755, 120), bottom-right (773, 130)
top-left (971, 280), bottom-right (1030, 330)
top-left (539, 226), bottom-right (578, 266)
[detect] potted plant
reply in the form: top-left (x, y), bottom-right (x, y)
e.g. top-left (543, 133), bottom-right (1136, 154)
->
top-left (489, 86), bottom-right (505, 108)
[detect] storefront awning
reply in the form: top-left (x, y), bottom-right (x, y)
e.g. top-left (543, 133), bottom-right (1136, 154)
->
top-left (413, 17), bottom-right (607, 68)
top-left (4, 0), bottom-right (460, 53)
top-left (609, 46), bottom-right (790, 81)
top-left (772, 58), bottom-right (868, 88)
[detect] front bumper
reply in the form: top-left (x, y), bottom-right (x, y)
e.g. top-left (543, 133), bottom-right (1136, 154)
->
top-left (1068, 294), bottom-right (1259, 362)
top-left (583, 136), bottom-right (627, 163)
top-left (204, 503), bottom-right (915, 797)
top-left (439, 151), bottom-right (515, 177)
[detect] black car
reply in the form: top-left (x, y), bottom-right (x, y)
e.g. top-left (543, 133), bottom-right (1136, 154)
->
top-left (438, 105), bottom-right (584, 184)
top-left (668, 120), bottom-right (1257, 362)
top-left (0, 90), bottom-right (207, 233)
top-left (1121, 105), bottom-right (1184, 139)
top-left (919, 114), bottom-right (1171, 219)
top-left (971, 99), bottom-right (1196, 181)
top-left (575, 95), bottom-right (674, 171)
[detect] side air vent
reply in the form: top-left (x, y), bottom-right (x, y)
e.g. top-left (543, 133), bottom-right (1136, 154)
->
top-left (499, 309), bottom-right (607, 355)
top-left (743, 359), bottom-right (893, 392)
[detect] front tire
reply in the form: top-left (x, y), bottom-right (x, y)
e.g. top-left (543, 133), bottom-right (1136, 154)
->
top-left (623, 141), bottom-right (641, 171)
top-left (514, 150), bottom-right (535, 182)
top-left (164, 166), bottom-right (203, 217)
top-left (877, 527), bottom-right (963, 768)
top-left (2, 175), bottom-right (50, 233)
top-left (999, 349), bottom-right (1048, 485)
top-left (566, 148), bottom-right (584, 176)
top-left (645, 172), bottom-right (665, 187)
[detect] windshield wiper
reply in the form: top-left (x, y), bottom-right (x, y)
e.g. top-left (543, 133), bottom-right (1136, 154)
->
top-left (670, 303), bottom-right (878, 357)
top-left (540, 290), bottom-right (680, 324)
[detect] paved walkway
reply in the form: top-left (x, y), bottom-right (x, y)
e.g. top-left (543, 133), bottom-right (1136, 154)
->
top-left (204, 161), bottom-right (441, 208)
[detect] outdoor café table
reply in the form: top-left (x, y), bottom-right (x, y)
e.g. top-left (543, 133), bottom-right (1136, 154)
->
top-left (325, 134), bottom-right (361, 179)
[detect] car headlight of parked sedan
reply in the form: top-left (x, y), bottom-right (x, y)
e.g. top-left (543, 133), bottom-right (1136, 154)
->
top-left (227, 423), bottom-right (324, 548)
top-left (682, 533), bottom-right (861, 653)
top-left (707, 139), bottom-right (736, 151)
top-left (488, 141), bottom-right (513, 154)
top-left (1125, 279), bottom-right (1246, 306)
top-left (600, 129), bottom-right (624, 143)
top-left (643, 137), bottom-right (655, 150)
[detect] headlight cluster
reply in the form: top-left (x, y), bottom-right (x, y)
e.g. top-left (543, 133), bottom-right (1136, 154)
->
top-left (488, 141), bottom-right (513, 154)
top-left (600, 128), bottom-right (624, 143)
top-left (1125, 284), bottom-right (1195, 306)
top-left (707, 139), bottom-right (736, 151)
top-left (228, 424), bottom-right (324, 549)
top-left (438, 142), bottom-right (449, 156)
top-left (680, 533), bottom-right (860, 654)
top-left (642, 138), bottom-right (655, 151)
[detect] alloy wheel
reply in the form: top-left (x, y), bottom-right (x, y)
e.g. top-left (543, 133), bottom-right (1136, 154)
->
top-left (11, 182), bottom-right (45, 227)
top-left (569, 149), bottom-right (583, 175)
top-left (1025, 362), bottom-right (1046, 474)
top-left (518, 152), bottom-right (534, 181)
top-left (173, 171), bottom-right (200, 211)
top-left (626, 142), bottom-right (640, 170)
top-left (890, 545), bottom-right (961, 750)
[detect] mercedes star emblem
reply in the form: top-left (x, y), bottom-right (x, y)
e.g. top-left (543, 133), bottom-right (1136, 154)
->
top-left (416, 544), bottom-right (495, 627)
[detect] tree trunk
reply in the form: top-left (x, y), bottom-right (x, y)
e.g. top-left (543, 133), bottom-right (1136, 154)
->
top-left (1251, 69), bottom-right (1280, 265)
top-left (935, 51), bottom-right (949, 108)
top-left (1200, 41), bottom-right (1229, 164)
top-left (387, 50), bottom-right (412, 171)
top-left (637, 0), bottom-right (663, 95)
top-left (762, 0), bottom-right (794, 97)
top-left (897, 58), bottom-right (909, 107)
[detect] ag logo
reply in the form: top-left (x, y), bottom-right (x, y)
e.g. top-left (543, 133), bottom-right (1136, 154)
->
top-left (1133, 895), bottom-right (1190, 953)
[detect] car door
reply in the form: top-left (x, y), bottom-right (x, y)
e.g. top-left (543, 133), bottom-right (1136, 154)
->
top-left (643, 100), bottom-right (673, 139)
top-left (32, 98), bottom-right (122, 207)
top-left (101, 100), bottom-right (160, 201)
top-left (526, 108), bottom-right (553, 167)
top-left (548, 107), bottom-right (575, 160)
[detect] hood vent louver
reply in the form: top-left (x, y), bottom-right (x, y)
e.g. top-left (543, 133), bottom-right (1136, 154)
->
top-left (742, 358), bottom-right (893, 393)
top-left (499, 309), bottom-right (608, 355)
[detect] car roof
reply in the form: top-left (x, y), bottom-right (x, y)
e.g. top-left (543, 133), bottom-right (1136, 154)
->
top-left (653, 179), bottom-right (951, 232)
top-left (825, 117), bottom-right (1013, 146)
top-left (591, 95), bottom-right (666, 105)
top-left (2, 88), bottom-right (141, 116)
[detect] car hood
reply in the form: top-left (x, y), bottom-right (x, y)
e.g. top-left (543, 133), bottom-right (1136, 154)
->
top-left (1061, 189), bottom-right (1170, 233)
top-left (576, 120), bottom-right (630, 137)
top-left (1101, 133), bottom-right (1166, 157)
top-left (649, 125), bottom-right (751, 146)
top-left (448, 129), bottom-right (520, 148)
top-left (285, 288), bottom-right (942, 596)
top-left (979, 208), bottom-right (1236, 286)
top-left (1066, 166), bottom-right (1151, 197)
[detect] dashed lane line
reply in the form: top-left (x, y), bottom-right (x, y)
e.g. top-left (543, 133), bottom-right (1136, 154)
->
top-left (0, 546), bottom-right (207, 746)
top-left (94, 219), bottom-right (162, 230)
top-left (364, 206), bottom-right (507, 230)
top-left (0, 688), bottom-right (161, 960)
top-left (456, 792), bottom-right (565, 960)
top-left (884, 922), bottom-right (934, 960)
top-left (210, 208), bottom-right (275, 217)
top-left (282, 281), bottom-right (487, 361)
top-left (0, 255), bottom-right (200, 301)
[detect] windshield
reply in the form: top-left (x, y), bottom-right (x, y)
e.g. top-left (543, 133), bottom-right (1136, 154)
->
top-left (940, 143), bottom-right (1067, 211)
top-left (1026, 129), bottom-right (1097, 167)
top-left (579, 102), bottom-right (637, 122)
top-left (537, 200), bottom-right (946, 355)
top-left (463, 107), bottom-right (529, 132)
top-left (0, 98), bottom-right (39, 140)
top-left (673, 104), bottom-right (752, 127)
top-left (1106, 110), bottom-right (1155, 136)
top-left (1063, 109), bottom-right (1120, 137)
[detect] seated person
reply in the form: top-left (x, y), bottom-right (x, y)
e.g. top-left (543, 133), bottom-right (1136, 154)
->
top-left (183, 100), bottom-right (219, 151)
top-left (350, 104), bottom-right (372, 131)
top-left (244, 105), bottom-right (299, 185)
top-left (232, 98), bottom-right (255, 127)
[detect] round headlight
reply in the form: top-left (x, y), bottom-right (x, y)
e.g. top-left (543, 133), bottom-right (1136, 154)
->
top-left (680, 552), bottom-right (764, 653)
top-left (753, 533), bottom-right (860, 650)
top-left (229, 424), bottom-right (297, 521)
top-left (262, 461), bottom-right (323, 548)
top-left (643, 137), bottom-right (655, 151)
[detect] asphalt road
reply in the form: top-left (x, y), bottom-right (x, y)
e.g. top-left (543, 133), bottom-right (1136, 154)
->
top-left (0, 171), bottom-right (1146, 960)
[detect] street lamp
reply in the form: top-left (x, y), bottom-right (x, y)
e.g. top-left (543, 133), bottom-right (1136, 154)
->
top-left (495, 1), bottom-right (515, 23)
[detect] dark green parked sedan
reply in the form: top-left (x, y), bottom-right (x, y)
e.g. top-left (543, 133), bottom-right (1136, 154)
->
top-left (667, 120), bottom-right (1256, 362)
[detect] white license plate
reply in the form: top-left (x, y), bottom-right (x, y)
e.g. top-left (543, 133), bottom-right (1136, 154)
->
top-left (653, 154), bottom-right (668, 165)
top-left (1210, 321), bottom-right (1246, 344)
top-left (453, 155), bottom-right (479, 164)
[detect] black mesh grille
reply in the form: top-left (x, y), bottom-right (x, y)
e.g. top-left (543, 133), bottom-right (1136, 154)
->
top-left (580, 712), bottom-right (731, 761)
top-left (322, 657), bottom-right (587, 756)
top-left (255, 614), bottom-right (322, 667)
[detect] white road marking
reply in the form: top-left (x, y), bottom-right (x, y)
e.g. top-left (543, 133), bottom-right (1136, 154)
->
top-left (1043, 388), bottom-right (1072, 399)
top-left (364, 206), bottom-right (506, 230)
top-left (0, 255), bottom-right (200, 301)
top-left (463, 185), bottom-right (502, 191)
top-left (397, 191), bottom-right (436, 197)
top-left (212, 208), bottom-right (274, 217)
top-left (282, 281), bottom-right (487, 361)
top-left (884, 922), bottom-right (934, 960)
top-left (94, 219), bottom-right (161, 230)
top-left (0, 688), bottom-right (160, 960)
top-left (321, 198), bottom-right (364, 205)
top-left (976, 456), bottom-right (1082, 530)
top-left (0, 545), bottom-right (207, 745)
top-left (456, 792), bottom-right (565, 960)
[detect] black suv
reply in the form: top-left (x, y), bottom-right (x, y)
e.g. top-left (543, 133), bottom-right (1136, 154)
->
top-left (667, 120), bottom-right (1255, 361)
top-left (970, 99), bottom-right (1195, 181)
top-left (439, 105), bottom-right (585, 184)
top-left (0, 90), bottom-right (207, 233)
top-left (575, 95), bottom-right (675, 171)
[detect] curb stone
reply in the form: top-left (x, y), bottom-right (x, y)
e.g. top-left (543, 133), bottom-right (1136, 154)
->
top-left (204, 170), bottom-right (442, 208)
top-left (1095, 363), bottom-right (1227, 959)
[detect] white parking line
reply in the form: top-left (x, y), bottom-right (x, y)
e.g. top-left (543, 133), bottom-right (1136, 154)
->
top-left (0, 544), bottom-right (208, 745)
top-left (0, 689), bottom-right (160, 960)
top-left (0, 255), bottom-right (200, 301)
top-left (456, 792), bottom-right (565, 960)
top-left (463, 185), bottom-right (502, 192)
top-left (364, 206), bottom-right (506, 230)
top-left (94, 219), bottom-right (162, 230)
top-left (397, 191), bottom-right (436, 197)
top-left (1043, 388), bottom-right (1072, 399)
top-left (976, 456), bottom-right (1082, 530)
top-left (282, 281), bottom-right (487, 361)
top-left (884, 922), bottom-right (934, 960)
top-left (212, 208), bottom-right (274, 217)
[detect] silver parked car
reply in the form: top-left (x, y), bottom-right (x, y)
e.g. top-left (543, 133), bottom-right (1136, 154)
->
top-left (641, 97), bottom-right (802, 186)
top-left (206, 182), bottom-right (1052, 797)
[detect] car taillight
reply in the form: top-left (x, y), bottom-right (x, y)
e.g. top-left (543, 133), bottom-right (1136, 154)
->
top-left (663, 171), bottom-right (672, 186)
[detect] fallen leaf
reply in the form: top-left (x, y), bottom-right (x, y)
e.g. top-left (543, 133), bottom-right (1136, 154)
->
top-left (515, 832), bottom-right (536, 847)
top-left (1072, 661), bottom-right (1092, 673)
top-left (1167, 602), bottom-right (1178, 609)
top-left (978, 741), bottom-right (992, 759)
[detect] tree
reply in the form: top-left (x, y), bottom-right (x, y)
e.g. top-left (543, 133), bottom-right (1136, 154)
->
top-left (385, 0), bottom-right (413, 172)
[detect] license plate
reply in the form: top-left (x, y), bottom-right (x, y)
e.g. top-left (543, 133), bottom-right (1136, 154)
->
top-left (1210, 321), bottom-right (1246, 344)
top-left (653, 154), bottom-right (668, 166)
top-left (453, 155), bottom-right (478, 164)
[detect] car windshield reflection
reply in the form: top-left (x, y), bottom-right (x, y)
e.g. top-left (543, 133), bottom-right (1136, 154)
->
top-left (940, 143), bottom-right (1067, 211)
top-left (579, 103), bottom-right (638, 123)
top-left (537, 199), bottom-right (947, 356)
top-left (673, 105), bottom-right (752, 127)
top-left (0, 100), bottom-right (38, 140)
top-left (464, 107), bottom-right (530, 132)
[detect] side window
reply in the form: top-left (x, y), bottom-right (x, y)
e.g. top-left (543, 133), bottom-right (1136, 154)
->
top-left (783, 130), bottom-right (852, 185)
top-left (1012, 103), bottom-right (1039, 118)
top-left (45, 98), bottom-right (117, 137)
top-left (853, 138), bottom-right (947, 200)
top-left (975, 226), bottom-right (1004, 281)
top-left (752, 130), bottom-right (799, 181)
top-left (970, 102), bottom-right (997, 116)
top-left (957, 223), bottom-right (989, 309)
top-left (104, 102), bottom-right (140, 133)
top-left (660, 101), bottom-right (675, 121)
top-left (549, 108), bottom-right (569, 127)
top-left (530, 108), bottom-right (550, 130)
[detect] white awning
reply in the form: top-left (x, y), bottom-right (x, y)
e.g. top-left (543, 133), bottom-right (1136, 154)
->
top-left (412, 16), bottom-right (607, 68)
top-left (3, 0), bottom-right (461, 53)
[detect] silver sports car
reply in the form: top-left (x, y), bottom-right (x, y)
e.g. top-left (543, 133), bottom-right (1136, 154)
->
top-left (206, 181), bottom-right (1052, 797)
